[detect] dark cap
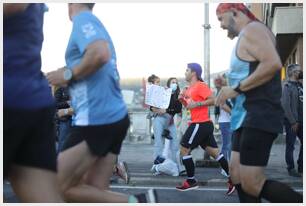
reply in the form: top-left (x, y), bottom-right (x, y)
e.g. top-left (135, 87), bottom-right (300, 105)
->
top-left (188, 63), bottom-right (203, 81)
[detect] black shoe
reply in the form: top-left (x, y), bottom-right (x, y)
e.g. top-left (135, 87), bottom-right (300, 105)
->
top-left (162, 129), bottom-right (172, 140)
top-left (288, 169), bottom-right (302, 177)
top-left (164, 135), bottom-right (173, 140)
top-left (154, 156), bottom-right (165, 165)
top-left (135, 189), bottom-right (158, 203)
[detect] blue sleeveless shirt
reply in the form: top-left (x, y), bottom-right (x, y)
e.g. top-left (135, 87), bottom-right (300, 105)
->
top-left (228, 33), bottom-right (283, 133)
top-left (227, 37), bottom-right (249, 131)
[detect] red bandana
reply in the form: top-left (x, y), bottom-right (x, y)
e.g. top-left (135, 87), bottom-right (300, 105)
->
top-left (216, 3), bottom-right (258, 21)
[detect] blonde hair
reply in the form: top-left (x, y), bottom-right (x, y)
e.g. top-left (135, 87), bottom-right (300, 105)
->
top-left (214, 75), bottom-right (227, 87)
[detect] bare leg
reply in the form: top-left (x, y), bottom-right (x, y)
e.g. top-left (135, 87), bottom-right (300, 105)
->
top-left (229, 151), bottom-right (241, 184)
top-left (205, 146), bottom-right (230, 178)
top-left (58, 141), bottom-right (128, 203)
top-left (240, 165), bottom-right (266, 196)
top-left (204, 146), bottom-right (220, 159)
top-left (70, 153), bottom-right (128, 202)
top-left (9, 165), bottom-right (63, 202)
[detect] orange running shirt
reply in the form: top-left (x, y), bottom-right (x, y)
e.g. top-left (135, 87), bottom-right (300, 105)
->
top-left (182, 81), bottom-right (212, 123)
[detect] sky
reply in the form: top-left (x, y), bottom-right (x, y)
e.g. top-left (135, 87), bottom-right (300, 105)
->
top-left (41, 2), bottom-right (237, 79)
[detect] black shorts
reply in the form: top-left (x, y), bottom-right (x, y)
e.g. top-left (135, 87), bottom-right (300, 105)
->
top-left (232, 127), bottom-right (277, 166)
top-left (4, 106), bottom-right (57, 178)
top-left (181, 121), bottom-right (217, 150)
top-left (62, 114), bottom-right (130, 156)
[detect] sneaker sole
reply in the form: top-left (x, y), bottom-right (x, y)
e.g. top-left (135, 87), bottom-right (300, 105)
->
top-left (226, 187), bottom-right (236, 195)
top-left (148, 189), bottom-right (158, 203)
top-left (122, 161), bottom-right (130, 184)
top-left (176, 185), bottom-right (199, 191)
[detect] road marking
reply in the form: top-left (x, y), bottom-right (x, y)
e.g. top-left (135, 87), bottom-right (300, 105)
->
top-left (111, 185), bottom-right (303, 192)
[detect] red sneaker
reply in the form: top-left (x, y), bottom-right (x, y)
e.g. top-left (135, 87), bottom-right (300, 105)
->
top-left (226, 179), bottom-right (235, 195)
top-left (176, 180), bottom-right (199, 191)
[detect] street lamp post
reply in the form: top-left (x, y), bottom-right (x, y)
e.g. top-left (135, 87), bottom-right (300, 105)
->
top-left (203, 3), bottom-right (211, 88)
top-left (202, 3), bottom-right (214, 163)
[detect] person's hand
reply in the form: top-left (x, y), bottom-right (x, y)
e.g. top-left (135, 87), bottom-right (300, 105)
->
top-left (46, 67), bottom-right (69, 87)
top-left (215, 86), bottom-right (239, 106)
top-left (291, 123), bottom-right (299, 133)
top-left (57, 109), bottom-right (66, 118)
top-left (152, 107), bottom-right (166, 115)
top-left (157, 108), bottom-right (166, 115)
top-left (178, 90), bottom-right (185, 99)
top-left (179, 89), bottom-right (189, 106)
top-left (179, 87), bottom-right (188, 98)
top-left (151, 107), bottom-right (159, 114)
top-left (178, 93), bottom-right (184, 100)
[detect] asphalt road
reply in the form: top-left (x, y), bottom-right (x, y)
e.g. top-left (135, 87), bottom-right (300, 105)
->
top-left (4, 182), bottom-right (302, 203)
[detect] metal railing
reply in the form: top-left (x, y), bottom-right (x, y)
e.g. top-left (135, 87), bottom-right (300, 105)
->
top-left (124, 110), bottom-right (153, 144)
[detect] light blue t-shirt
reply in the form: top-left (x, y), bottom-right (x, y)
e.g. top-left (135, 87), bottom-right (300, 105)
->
top-left (65, 11), bottom-right (127, 126)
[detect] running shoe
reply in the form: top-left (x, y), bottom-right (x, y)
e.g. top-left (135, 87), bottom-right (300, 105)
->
top-left (226, 179), bottom-right (236, 195)
top-left (154, 156), bottom-right (165, 165)
top-left (115, 161), bottom-right (130, 184)
top-left (162, 129), bottom-right (172, 140)
top-left (176, 179), bottom-right (199, 191)
top-left (151, 164), bottom-right (162, 176)
top-left (135, 189), bottom-right (158, 203)
top-left (220, 169), bottom-right (229, 177)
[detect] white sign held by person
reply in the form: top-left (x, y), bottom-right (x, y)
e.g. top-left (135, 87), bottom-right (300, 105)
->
top-left (145, 84), bottom-right (172, 109)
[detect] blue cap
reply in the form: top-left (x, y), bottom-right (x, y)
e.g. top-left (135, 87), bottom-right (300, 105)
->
top-left (188, 63), bottom-right (203, 81)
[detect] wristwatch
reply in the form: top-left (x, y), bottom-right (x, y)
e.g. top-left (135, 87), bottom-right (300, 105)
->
top-left (63, 68), bottom-right (73, 82)
top-left (233, 82), bottom-right (243, 94)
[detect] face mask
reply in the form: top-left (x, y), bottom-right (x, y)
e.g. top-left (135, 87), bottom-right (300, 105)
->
top-left (170, 83), bottom-right (177, 92)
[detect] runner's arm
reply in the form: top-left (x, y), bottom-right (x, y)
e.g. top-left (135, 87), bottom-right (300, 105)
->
top-left (202, 95), bottom-right (215, 106)
top-left (194, 95), bottom-right (215, 108)
top-left (72, 40), bottom-right (110, 81)
top-left (238, 24), bottom-right (282, 92)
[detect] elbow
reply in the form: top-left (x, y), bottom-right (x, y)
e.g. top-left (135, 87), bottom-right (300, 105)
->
top-left (90, 42), bottom-right (111, 68)
top-left (93, 51), bottom-right (110, 68)
top-left (100, 49), bottom-right (111, 65)
top-left (99, 42), bottom-right (111, 65)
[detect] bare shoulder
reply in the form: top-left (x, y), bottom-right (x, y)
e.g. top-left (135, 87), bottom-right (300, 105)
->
top-left (242, 21), bottom-right (276, 46)
top-left (246, 21), bottom-right (267, 31)
top-left (240, 21), bottom-right (280, 62)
